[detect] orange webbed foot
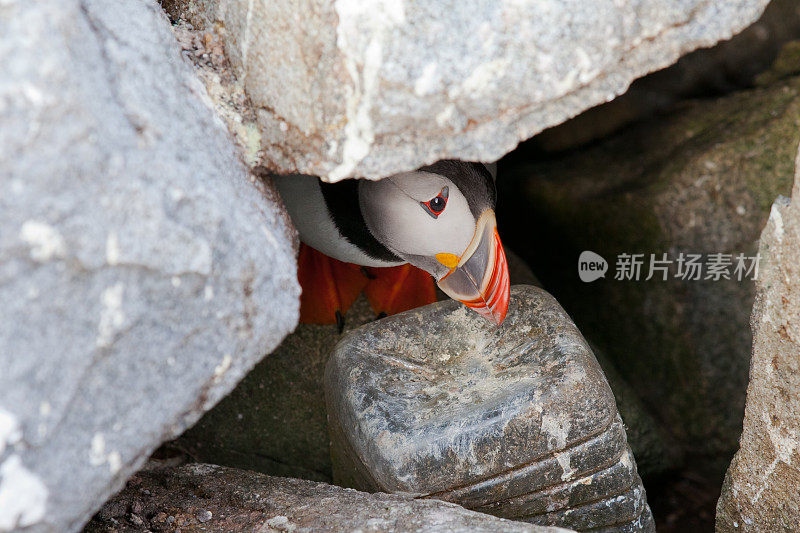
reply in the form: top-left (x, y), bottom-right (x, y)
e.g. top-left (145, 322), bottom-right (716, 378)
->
top-left (297, 244), bottom-right (369, 328)
top-left (364, 263), bottom-right (437, 317)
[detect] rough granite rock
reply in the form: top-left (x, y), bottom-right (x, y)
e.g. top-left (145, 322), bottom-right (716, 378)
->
top-left (85, 463), bottom-right (572, 533)
top-left (161, 0), bottom-right (768, 181)
top-left (0, 0), bottom-right (299, 531)
top-left (326, 286), bottom-right (654, 532)
top-left (716, 150), bottom-right (800, 532)
top-left (499, 68), bottom-right (800, 459)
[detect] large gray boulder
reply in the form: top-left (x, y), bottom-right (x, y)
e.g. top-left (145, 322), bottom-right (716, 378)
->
top-left (85, 463), bottom-right (572, 533)
top-left (0, 0), bottom-right (299, 531)
top-left (326, 286), bottom-right (654, 532)
top-left (716, 149), bottom-right (800, 532)
top-left (163, 0), bottom-right (769, 181)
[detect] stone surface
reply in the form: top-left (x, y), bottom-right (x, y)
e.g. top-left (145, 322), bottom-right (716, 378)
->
top-left (716, 150), bottom-right (800, 532)
top-left (0, 1), bottom-right (299, 531)
top-left (499, 68), bottom-right (800, 459)
top-left (162, 0), bottom-right (768, 181)
top-left (326, 286), bottom-right (654, 532)
top-left (531, 0), bottom-right (800, 152)
top-left (85, 463), bottom-right (571, 533)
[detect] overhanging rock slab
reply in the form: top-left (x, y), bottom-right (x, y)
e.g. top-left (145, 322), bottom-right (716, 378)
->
top-left (165, 0), bottom-right (768, 180)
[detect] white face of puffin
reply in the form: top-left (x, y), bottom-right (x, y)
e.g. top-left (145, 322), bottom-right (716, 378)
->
top-left (359, 171), bottom-right (475, 269)
top-left (359, 169), bottom-right (510, 325)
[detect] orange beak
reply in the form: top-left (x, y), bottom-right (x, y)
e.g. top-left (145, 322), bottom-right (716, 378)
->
top-left (436, 210), bottom-right (510, 325)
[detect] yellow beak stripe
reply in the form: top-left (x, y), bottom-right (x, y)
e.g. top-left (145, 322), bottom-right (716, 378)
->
top-left (435, 252), bottom-right (460, 269)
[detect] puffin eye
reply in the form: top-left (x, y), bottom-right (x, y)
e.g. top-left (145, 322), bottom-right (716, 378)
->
top-left (420, 186), bottom-right (449, 219)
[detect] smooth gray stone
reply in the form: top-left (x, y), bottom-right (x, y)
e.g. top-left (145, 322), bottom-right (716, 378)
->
top-left (326, 285), bottom-right (654, 532)
top-left (85, 463), bottom-right (572, 533)
top-left (0, 0), bottom-right (298, 531)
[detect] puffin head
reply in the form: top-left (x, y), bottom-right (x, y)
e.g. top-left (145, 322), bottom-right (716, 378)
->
top-left (359, 161), bottom-right (510, 325)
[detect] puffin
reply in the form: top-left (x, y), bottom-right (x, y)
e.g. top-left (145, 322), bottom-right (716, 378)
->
top-left (274, 160), bottom-right (510, 328)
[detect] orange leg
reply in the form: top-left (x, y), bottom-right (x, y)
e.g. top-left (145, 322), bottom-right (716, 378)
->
top-left (364, 264), bottom-right (437, 317)
top-left (297, 244), bottom-right (369, 326)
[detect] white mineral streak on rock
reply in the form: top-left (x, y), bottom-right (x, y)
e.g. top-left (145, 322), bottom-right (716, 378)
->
top-left (0, 409), bottom-right (21, 456)
top-left (0, 408), bottom-right (48, 530)
top-left (541, 413), bottom-right (570, 450)
top-left (105, 232), bottom-right (121, 265)
top-left (620, 449), bottom-right (632, 470)
top-left (214, 353), bottom-right (233, 380)
top-left (260, 224), bottom-right (281, 251)
top-left (19, 220), bottom-right (66, 262)
top-left (89, 433), bottom-right (107, 466)
top-left (97, 283), bottom-right (125, 348)
top-left (330, 0), bottom-right (405, 180)
top-left (414, 62), bottom-right (440, 96)
top-left (241, 0), bottom-right (255, 83)
top-left (769, 202), bottom-right (784, 242)
top-left (89, 433), bottom-right (123, 475)
top-left (555, 450), bottom-right (574, 481)
top-left (450, 57), bottom-right (512, 99)
top-left (751, 414), bottom-right (799, 505)
top-left (107, 452), bottom-right (122, 475)
top-left (0, 456), bottom-right (49, 531)
top-left (264, 515), bottom-right (292, 530)
top-left (204, 284), bottom-right (215, 301)
top-left (435, 104), bottom-right (456, 127)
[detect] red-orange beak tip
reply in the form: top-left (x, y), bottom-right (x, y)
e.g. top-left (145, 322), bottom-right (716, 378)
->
top-left (485, 229), bottom-right (510, 325)
top-left (457, 229), bottom-right (510, 326)
top-left (435, 210), bottom-right (511, 326)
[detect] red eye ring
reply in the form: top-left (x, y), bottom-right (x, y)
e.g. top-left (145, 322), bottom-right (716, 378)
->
top-left (421, 186), bottom-right (449, 219)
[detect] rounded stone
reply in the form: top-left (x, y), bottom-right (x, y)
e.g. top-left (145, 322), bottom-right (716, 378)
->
top-left (325, 285), bottom-right (654, 532)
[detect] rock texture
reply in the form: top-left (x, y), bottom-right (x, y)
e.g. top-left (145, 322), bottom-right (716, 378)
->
top-left (85, 463), bottom-right (571, 533)
top-left (162, 0), bottom-right (768, 181)
top-left (716, 151), bottom-right (800, 532)
top-left (530, 0), bottom-right (800, 152)
top-left (499, 66), bottom-right (800, 459)
top-left (326, 286), bottom-right (654, 532)
top-left (0, 1), bottom-right (299, 531)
